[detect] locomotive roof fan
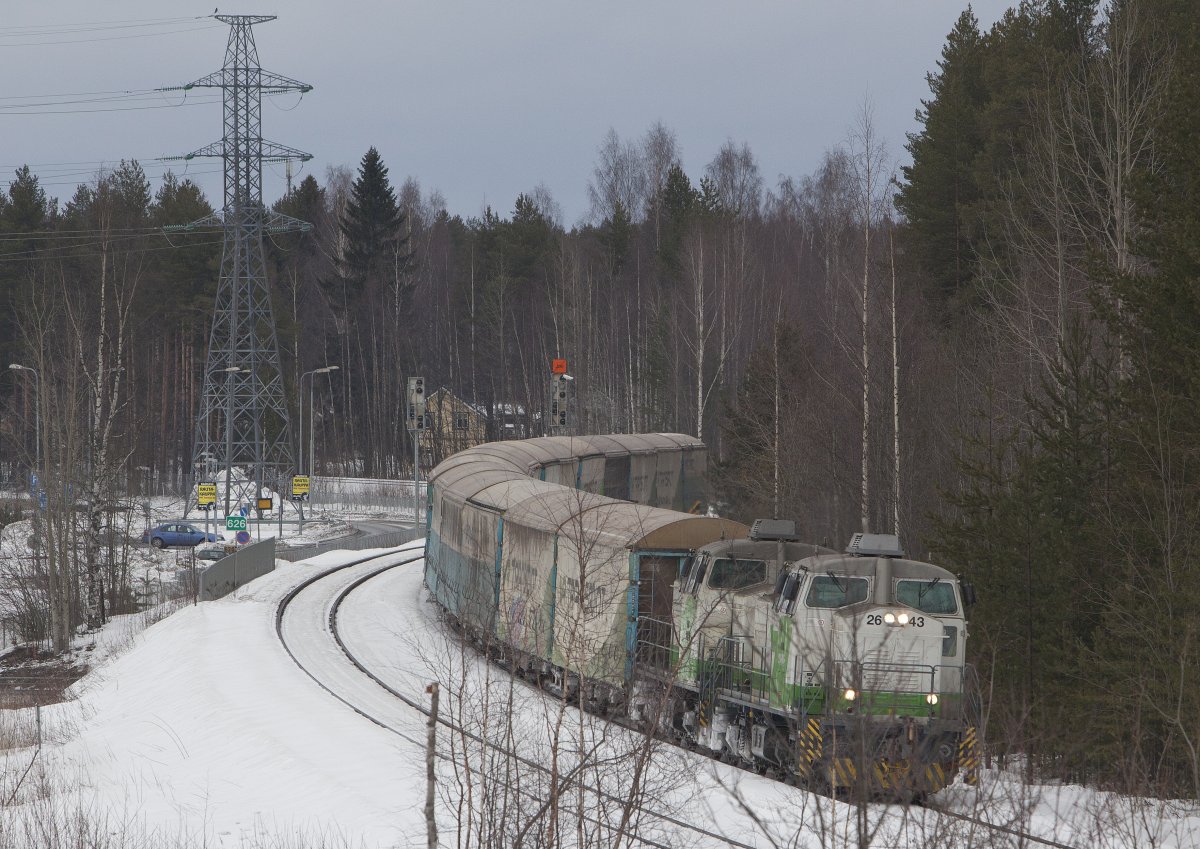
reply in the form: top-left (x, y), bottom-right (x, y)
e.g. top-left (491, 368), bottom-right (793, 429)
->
top-left (846, 532), bottom-right (905, 558)
top-left (749, 519), bottom-right (803, 541)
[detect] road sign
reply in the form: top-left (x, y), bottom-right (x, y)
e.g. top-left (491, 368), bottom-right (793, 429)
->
top-left (551, 358), bottom-right (568, 374)
top-left (225, 515), bottom-right (247, 532)
top-left (291, 475), bottom-right (310, 499)
top-left (236, 530), bottom-right (251, 545)
top-left (197, 482), bottom-right (217, 508)
top-left (256, 497), bottom-right (273, 511)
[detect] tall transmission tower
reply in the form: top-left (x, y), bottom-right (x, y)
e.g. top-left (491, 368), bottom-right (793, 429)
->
top-left (162, 15), bottom-right (312, 515)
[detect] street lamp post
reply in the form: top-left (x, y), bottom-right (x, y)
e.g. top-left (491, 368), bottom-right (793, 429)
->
top-left (9, 363), bottom-right (47, 645)
top-left (298, 366), bottom-right (338, 534)
top-left (300, 366), bottom-right (339, 477)
top-left (8, 364), bottom-right (40, 485)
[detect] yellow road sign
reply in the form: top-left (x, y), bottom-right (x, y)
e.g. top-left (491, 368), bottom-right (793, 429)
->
top-left (292, 475), bottom-right (311, 497)
top-left (197, 482), bottom-right (217, 507)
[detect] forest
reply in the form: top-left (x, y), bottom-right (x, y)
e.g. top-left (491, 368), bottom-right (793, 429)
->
top-left (0, 0), bottom-right (1197, 799)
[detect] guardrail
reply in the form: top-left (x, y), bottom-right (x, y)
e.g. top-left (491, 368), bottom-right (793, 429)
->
top-left (275, 527), bottom-right (424, 562)
top-left (199, 538), bottom-right (276, 600)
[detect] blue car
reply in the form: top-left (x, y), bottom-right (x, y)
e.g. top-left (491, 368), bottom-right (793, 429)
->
top-left (141, 522), bottom-right (224, 549)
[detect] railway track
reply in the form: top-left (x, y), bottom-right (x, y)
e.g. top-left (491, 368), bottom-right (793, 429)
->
top-left (275, 545), bottom-right (1079, 849)
top-left (275, 544), bottom-right (760, 849)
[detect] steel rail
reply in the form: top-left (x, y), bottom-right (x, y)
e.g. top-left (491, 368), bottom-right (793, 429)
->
top-left (276, 548), bottom-right (754, 849)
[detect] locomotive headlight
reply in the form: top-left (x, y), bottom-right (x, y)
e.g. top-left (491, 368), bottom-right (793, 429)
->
top-left (925, 693), bottom-right (939, 705)
top-left (897, 612), bottom-right (911, 626)
top-left (843, 688), bottom-right (857, 702)
top-left (883, 612), bottom-right (896, 624)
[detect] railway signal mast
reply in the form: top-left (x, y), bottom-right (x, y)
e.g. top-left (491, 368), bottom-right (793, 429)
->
top-left (548, 358), bottom-right (572, 436)
top-left (163, 14), bottom-right (313, 517)
top-left (407, 377), bottom-right (426, 529)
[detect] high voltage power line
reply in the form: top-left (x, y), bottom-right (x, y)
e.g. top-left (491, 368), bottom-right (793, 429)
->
top-left (0, 17), bottom-right (221, 47)
top-left (0, 15), bottom-right (213, 32)
top-left (0, 237), bottom-right (226, 264)
top-left (0, 92), bottom-right (221, 111)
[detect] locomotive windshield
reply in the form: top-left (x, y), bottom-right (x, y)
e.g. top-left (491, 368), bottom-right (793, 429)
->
top-left (896, 579), bottom-right (958, 614)
top-left (805, 574), bottom-right (869, 608)
top-left (708, 558), bottom-right (768, 590)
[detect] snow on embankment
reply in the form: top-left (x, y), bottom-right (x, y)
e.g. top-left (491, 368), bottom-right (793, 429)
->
top-left (1, 548), bottom-right (429, 847)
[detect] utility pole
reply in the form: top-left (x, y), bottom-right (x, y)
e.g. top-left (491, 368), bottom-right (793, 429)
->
top-left (425, 682), bottom-right (439, 848)
top-left (162, 14), bottom-right (312, 519)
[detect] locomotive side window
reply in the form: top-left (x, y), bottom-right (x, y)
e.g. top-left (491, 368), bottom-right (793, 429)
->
top-left (896, 579), bottom-right (958, 614)
top-left (942, 625), bottom-right (958, 657)
top-left (805, 575), bottom-right (869, 608)
top-left (679, 555), bottom-right (696, 583)
top-left (683, 555), bottom-right (708, 594)
top-left (708, 558), bottom-right (768, 590)
top-left (776, 572), bottom-right (804, 614)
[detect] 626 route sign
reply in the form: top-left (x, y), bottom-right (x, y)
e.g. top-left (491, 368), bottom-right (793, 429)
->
top-left (225, 515), bottom-right (248, 532)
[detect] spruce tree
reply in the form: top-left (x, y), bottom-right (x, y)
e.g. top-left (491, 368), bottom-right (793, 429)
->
top-left (0, 167), bottom-right (52, 367)
top-left (656, 163), bottom-right (696, 279)
top-left (339, 146), bottom-right (409, 301)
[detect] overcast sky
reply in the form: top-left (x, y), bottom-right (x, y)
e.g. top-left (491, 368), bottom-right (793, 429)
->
top-left (1, 2), bottom-right (1014, 226)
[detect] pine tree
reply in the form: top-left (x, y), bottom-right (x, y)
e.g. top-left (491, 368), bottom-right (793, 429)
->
top-left (896, 9), bottom-right (987, 311)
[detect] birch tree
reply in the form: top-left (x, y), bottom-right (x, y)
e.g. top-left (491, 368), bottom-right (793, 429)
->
top-left (61, 162), bottom-right (149, 629)
top-left (847, 102), bottom-right (889, 534)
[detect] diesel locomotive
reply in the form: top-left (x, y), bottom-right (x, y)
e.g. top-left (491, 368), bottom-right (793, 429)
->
top-left (423, 434), bottom-right (980, 799)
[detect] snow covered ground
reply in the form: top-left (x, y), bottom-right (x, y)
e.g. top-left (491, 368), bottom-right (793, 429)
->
top-left (0, 540), bottom-right (1195, 849)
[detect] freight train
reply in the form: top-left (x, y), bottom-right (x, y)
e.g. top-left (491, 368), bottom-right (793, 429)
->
top-left (423, 434), bottom-right (980, 798)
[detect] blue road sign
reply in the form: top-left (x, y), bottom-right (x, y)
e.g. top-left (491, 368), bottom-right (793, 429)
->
top-left (236, 530), bottom-right (251, 545)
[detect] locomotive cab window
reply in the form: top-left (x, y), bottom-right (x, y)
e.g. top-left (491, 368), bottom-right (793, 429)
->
top-left (805, 574), bottom-right (869, 609)
top-left (708, 558), bottom-right (768, 590)
top-left (896, 579), bottom-right (958, 614)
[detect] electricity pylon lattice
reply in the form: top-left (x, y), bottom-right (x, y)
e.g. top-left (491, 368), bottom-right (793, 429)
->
top-left (162, 14), bottom-right (312, 514)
